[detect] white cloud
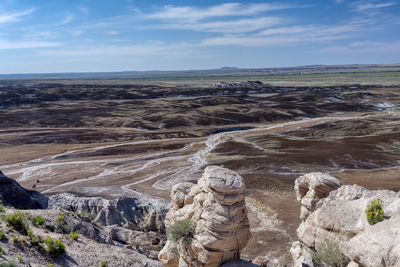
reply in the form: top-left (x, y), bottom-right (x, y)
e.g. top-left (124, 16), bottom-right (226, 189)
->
top-left (164, 17), bottom-right (281, 33)
top-left (60, 13), bottom-right (74, 25)
top-left (147, 3), bottom-right (293, 21)
top-left (202, 22), bottom-right (363, 47)
top-left (355, 2), bottom-right (396, 11)
top-left (320, 40), bottom-right (400, 54)
top-left (0, 8), bottom-right (34, 23)
top-left (36, 43), bottom-right (194, 57)
top-left (0, 40), bottom-right (61, 50)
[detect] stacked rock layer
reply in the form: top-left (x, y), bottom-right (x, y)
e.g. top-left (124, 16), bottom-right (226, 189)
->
top-left (159, 166), bottom-right (251, 267)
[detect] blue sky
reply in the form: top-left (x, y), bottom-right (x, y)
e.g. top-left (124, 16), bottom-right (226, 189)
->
top-left (0, 0), bottom-right (399, 73)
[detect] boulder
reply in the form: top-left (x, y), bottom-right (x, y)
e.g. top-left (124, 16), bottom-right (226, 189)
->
top-left (0, 171), bottom-right (48, 209)
top-left (158, 166), bottom-right (251, 267)
top-left (292, 172), bottom-right (400, 267)
top-left (294, 172), bottom-right (341, 221)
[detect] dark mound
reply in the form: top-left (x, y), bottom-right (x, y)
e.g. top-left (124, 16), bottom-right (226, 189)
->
top-left (0, 171), bottom-right (48, 209)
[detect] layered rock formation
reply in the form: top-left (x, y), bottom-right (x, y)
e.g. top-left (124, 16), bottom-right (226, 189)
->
top-left (291, 172), bottom-right (400, 267)
top-left (158, 166), bottom-right (251, 267)
top-left (49, 193), bottom-right (167, 258)
top-left (0, 170), bottom-right (48, 209)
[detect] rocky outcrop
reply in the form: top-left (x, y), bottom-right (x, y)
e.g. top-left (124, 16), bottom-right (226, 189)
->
top-left (0, 171), bottom-right (48, 209)
top-left (48, 193), bottom-right (107, 215)
top-left (291, 172), bottom-right (400, 267)
top-left (49, 193), bottom-right (167, 233)
top-left (94, 196), bottom-right (167, 233)
top-left (294, 172), bottom-right (341, 221)
top-left (158, 166), bottom-right (251, 267)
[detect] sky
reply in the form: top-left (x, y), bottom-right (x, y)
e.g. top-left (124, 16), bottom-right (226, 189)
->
top-left (0, 0), bottom-right (399, 74)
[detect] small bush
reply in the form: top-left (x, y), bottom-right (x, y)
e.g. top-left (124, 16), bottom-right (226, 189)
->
top-left (18, 254), bottom-right (23, 263)
top-left (55, 215), bottom-right (65, 223)
top-left (0, 246), bottom-right (3, 255)
top-left (12, 235), bottom-right (19, 244)
top-left (366, 198), bottom-right (384, 225)
top-left (45, 237), bottom-right (65, 258)
top-left (34, 216), bottom-right (46, 227)
top-left (5, 211), bottom-right (30, 235)
top-left (312, 239), bottom-right (350, 267)
top-left (0, 232), bottom-right (6, 241)
top-left (166, 219), bottom-right (196, 242)
top-left (69, 232), bottom-right (79, 241)
top-left (54, 215), bottom-right (71, 234)
top-left (100, 260), bottom-right (107, 267)
top-left (30, 234), bottom-right (41, 246)
top-left (0, 261), bottom-right (17, 267)
top-left (0, 205), bottom-right (6, 213)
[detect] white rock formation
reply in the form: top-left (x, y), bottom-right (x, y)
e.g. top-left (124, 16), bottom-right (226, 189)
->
top-left (291, 172), bottom-right (400, 267)
top-left (159, 166), bottom-right (251, 267)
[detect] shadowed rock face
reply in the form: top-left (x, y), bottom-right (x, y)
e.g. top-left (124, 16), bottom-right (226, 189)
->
top-left (0, 171), bottom-right (48, 209)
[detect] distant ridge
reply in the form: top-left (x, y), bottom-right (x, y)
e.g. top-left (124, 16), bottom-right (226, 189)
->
top-left (218, 66), bottom-right (239, 70)
top-left (0, 63), bottom-right (399, 80)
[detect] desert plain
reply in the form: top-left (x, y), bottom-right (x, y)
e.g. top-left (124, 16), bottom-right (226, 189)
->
top-left (1, 66), bottom-right (400, 264)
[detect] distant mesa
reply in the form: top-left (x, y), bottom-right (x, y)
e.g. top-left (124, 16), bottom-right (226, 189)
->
top-left (219, 66), bottom-right (239, 70)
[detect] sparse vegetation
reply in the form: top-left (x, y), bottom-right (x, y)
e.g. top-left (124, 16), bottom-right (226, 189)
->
top-left (366, 198), bottom-right (385, 225)
top-left (0, 232), bottom-right (6, 241)
top-left (34, 215), bottom-right (46, 227)
top-left (166, 219), bottom-right (196, 242)
top-left (17, 254), bottom-right (23, 263)
top-left (45, 237), bottom-right (66, 258)
top-left (0, 202), bottom-right (6, 213)
top-left (54, 214), bottom-right (71, 234)
top-left (69, 232), bottom-right (80, 241)
top-left (5, 211), bottom-right (30, 235)
top-left (100, 260), bottom-right (107, 267)
top-left (312, 239), bottom-right (350, 267)
top-left (12, 235), bottom-right (19, 244)
top-left (0, 247), bottom-right (3, 255)
top-left (0, 261), bottom-right (17, 267)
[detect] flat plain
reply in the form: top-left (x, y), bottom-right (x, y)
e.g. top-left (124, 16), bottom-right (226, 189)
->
top-left (1, 65), bottom-right (400, 263)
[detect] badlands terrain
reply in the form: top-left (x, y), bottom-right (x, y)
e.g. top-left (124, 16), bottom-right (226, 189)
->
top-left (1, 67), bottom-right (400, 264)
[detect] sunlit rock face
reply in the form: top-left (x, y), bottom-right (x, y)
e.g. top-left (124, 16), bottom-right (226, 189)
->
top-left (292, 172), bottom-right (400, 267)
top-left (159, 166), bottom-right (251, 267)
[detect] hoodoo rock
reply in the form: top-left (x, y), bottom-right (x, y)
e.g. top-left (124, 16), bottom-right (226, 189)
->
top-left (158, 166), bottom-right (251, 267)
top-left (0, 171), bottom-right (48, 209)
top-left (291, 172), bottom-right (400, 267)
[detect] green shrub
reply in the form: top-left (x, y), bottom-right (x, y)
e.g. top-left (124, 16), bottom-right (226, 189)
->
top-left (366, 198), bottom-right (384, 225)
top-left (18, 254), bottom-right (23, 263)
top-left (0, 261), bottom-right (17, 267)
top-left (54, 215), bottom-right (71, 234)
top-left (100, 260), bottom-right (107, 267)
top-left (312, 239), bottom-right (350, 267)
top-left (30, 234), bottom-right (41, 246)
top-left (0, 232), bottom-right (6, 241)
top-left (12, 235), bottom-right (19, 244)
top-left (69, 232), bottom-right (80, 241)
top-left (166, 219), bottom-right (196, 242)
top-left (5, 211), bottom-right (30, 235)
top-left (45, 237), bottom-right (65, 258)
top-left (0, 246), bottom-right (3, 255)
top-left (0, 205), bottom-right (6, 213)
top-left (55, 215), bottom-right (65, 223)
top-left (34, 215), bottom-right (46, 227)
